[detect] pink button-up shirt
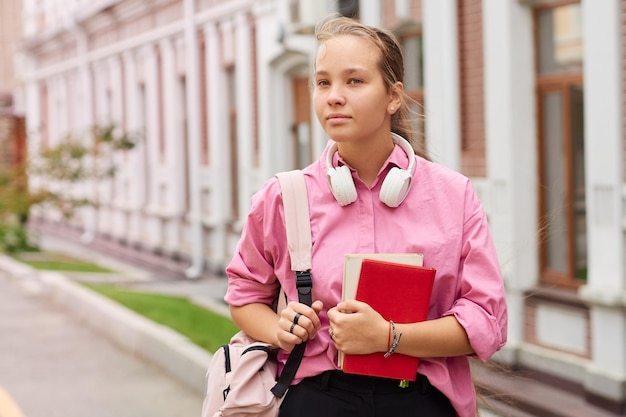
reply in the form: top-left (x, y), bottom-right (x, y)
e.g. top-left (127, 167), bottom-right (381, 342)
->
top-left (225, 140), bottom-right (508, 417)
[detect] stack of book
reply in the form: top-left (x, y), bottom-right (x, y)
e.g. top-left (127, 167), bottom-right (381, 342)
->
top-left (339, 253), bottom-right (436, 381)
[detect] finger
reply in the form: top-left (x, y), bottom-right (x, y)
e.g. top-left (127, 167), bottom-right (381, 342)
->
top-left (312, 300), bottom-right (324, 314)
top-left (336, 299), bottom-right (364, 313)
top-left (290, 315), bottom-right (317, 341)
top-left (286, 322), bottom-right (308, 343)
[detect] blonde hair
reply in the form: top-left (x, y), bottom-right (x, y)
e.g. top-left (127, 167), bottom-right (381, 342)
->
top-left (315, 16), bottom-right (428, 160)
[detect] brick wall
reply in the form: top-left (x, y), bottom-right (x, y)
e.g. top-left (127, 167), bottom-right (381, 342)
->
top-left (382, 0), bottom-right (422, 29)
top-left (0, 114), bottom-right (26, 168)
top-left (458, 0), bottom-right (486, 178)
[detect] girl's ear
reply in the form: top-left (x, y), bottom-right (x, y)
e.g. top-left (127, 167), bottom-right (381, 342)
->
top-left (388, 81), bottom-right (404, 114)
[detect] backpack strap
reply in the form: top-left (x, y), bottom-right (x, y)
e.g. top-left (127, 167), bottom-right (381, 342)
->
top-left (277, 170), bottom-right (312, 272)
top-left (271, 170), bottom-right (312, 398)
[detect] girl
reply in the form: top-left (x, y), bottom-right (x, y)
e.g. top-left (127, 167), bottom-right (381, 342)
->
top-left (224, 16), bottom-right (507, 417)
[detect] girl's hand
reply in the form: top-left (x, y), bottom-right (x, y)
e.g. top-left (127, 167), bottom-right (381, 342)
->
top-left (276, 300), bottom-right (324, 352)
top-left (327, 299), bottom-right (388, 355)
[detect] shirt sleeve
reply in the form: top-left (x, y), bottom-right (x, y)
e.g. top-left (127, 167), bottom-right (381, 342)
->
top-left (444, 182), bottom-right (508, 361)
top-left (224, 179), bottom-right (284, 308)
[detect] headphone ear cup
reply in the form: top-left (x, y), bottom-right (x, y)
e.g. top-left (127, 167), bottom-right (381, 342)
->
top-left (379, 167), bottom-right (412, 208)
top-left (327, 165), bottom-right (358, 206)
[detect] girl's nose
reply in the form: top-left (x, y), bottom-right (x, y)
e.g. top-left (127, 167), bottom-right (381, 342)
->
top-left (327, 85), bottom-right (346, 106)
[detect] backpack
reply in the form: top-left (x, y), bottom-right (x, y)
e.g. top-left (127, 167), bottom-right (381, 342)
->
top-left (201, 170), bottom-right (312, 417)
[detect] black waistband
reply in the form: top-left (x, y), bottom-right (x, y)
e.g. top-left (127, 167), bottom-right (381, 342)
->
top-left (305, 370), bottom-right (431, 394)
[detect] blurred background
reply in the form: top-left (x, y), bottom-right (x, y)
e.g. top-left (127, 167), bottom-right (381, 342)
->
top-left (0, 1), bottom-right (625, 416)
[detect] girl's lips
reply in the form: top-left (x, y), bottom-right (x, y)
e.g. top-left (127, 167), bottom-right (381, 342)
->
top-left (326, 114), bottom-right (351, 123)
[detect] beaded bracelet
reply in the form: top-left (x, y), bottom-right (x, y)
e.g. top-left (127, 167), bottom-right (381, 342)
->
top-left (384, 320), bottom-right (403, 358)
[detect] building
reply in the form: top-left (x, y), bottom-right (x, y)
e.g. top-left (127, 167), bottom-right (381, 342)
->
top-left (1, 0), bottom-right (27, 240)
top-left (16, 0), bottom-right (626, 415)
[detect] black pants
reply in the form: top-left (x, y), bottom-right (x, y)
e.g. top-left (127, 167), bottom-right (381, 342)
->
top-left (279, 370), bottom-right (456, 417)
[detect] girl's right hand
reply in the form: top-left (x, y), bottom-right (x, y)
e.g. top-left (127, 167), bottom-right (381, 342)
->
top-left (276, 300), bottom-right (324, 352)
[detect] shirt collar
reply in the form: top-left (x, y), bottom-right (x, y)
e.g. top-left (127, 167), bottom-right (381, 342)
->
top-left (321, 139), bottom-right (411, 175)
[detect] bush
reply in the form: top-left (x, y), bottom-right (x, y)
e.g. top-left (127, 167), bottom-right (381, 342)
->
top-left (0, 122), bottom-right (139, 253)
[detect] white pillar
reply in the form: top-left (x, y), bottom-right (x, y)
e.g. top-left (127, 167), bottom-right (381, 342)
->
top-left (234, 13), bottom-right (254, 223)
top-left (359, 0), bottom-right (381, 27)
top-left (422, 0), bottom-right (460, 170)
top-left (578, 0), bottom-right (626, 405)
top-left (183, 0), bottom-right (204, 278)
top-left (108, 56), bottom-right (124, 130)
top-left (122, 50), bottom-right (144, 243)
top-left (159, 37), bottom-right (183, 215)
top-left (141, 43), bottom-right (162, 247)
top-left (206, 22), bottom-right (229, 268)
top-left (47, 76), bottom-right (60, 145)
top-left (108, 55), bottom-right (124, 212)
top-left (482, 0), bottom-right (537, 362)
top-left (24, 80), bottom-right (41, 155)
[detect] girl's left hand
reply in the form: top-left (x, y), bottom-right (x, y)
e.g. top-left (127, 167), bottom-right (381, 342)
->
top-left (327, 299), bottom-right (389, 355)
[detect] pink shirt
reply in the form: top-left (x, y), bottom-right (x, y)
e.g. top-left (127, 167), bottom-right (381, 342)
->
top-left (225, 140), bottom-right (508, 417)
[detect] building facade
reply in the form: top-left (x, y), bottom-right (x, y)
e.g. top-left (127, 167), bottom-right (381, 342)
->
top-left (16, 0), bottom-right (626, 415)
top-left (1, 0), bottom-right (27, 243)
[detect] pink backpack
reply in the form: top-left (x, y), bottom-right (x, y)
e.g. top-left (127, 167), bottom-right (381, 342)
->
top-left (201, 170), bottom-right (312, 417)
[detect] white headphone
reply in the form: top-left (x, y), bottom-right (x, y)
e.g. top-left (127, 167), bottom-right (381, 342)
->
top-left (326, 133), bottom-right (416, 208)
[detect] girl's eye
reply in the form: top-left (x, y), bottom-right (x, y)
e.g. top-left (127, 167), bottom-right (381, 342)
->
top-left (349, 78), bottom-right (363, 85)
top-left (316, 80), bottom-right (329, 87)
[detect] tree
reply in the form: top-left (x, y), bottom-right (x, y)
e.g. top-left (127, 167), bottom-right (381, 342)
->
top-left (0, 120), bottom-right (138, 253)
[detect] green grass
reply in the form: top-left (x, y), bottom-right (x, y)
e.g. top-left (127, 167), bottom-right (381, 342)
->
top-left (83, 282), bottom-right (240, 353)
top-left (13, 252), bottom-right (115, 273)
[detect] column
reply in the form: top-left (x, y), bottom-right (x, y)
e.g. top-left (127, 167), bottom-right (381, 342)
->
top-left (122, 50), bottom-right (145, 243)
top-left (183, 0), bottom-right (204, 278)
top-left (206, 21), bottom-right (229, 268)
top-left (578, 0), bottom-right (626, 406)
top-left (422, 0), bottom-right (460, 170)
top-left (482, 0), bottom-right (537, 362)
top-left (234, 13), bottom-right (254, 223)
top-left (140, 43), bottom-right (163, 247)
top-left (159, 37), bottom-right (180, 214)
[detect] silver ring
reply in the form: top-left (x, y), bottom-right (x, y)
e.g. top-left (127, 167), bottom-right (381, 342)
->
top-left (289, 323), bottom-right (296, 334)
top-left (293, 313), bottom-right (302, 325)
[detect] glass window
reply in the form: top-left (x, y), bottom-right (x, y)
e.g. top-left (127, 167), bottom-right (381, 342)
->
top-left (541, 92), bottom-right (568, 274)
top-left (403, 36), bottom-right (423, 91)
top-left (535, 2), bottom-right (586, 286)
top-left (400, 33), bottom-right (425, 143)
top-left (537, 4), bottom-right (583, 75)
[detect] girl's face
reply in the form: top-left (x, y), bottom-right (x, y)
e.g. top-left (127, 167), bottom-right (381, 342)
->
top-left (313, 35), bottom-right (396, 145)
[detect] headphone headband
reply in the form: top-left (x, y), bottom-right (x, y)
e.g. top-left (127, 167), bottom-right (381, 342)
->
top-left (325, 133), bottom-right (416, 207)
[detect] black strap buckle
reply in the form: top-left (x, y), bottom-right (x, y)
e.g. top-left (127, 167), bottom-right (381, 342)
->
top-left (295, 270), bottom-right (312, 306)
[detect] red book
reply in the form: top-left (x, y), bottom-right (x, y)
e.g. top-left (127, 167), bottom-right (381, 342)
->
top-left (341, 259), bottom-right (436, 381)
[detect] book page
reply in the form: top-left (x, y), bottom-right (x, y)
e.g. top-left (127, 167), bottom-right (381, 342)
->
top-left (342, 253), bottom-right (424, 301)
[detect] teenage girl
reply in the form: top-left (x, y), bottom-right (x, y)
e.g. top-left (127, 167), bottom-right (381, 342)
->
top-left (225, 16), bottom-right (508, 417)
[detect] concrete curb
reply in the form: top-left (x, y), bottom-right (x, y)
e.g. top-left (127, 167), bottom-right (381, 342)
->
top-left (0, 254), bottom-right (211, 395)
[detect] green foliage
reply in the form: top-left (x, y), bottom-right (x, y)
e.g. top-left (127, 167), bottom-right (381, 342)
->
top-left (0, 121), bottom-right (139, 253)
top-left (83, 283), bottom-right (240, 352)
top-left (12, 251), bottom-right (115, 273)
top-left (0, 117), bottom-right (40, 252)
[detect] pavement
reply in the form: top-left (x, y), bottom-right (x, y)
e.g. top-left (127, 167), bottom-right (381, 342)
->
top-left (0, 233), bottom-right (231, 396)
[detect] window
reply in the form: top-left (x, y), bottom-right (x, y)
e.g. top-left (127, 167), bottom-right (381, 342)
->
top-left (227, 66), bottom-right (239, 220)
top-left (398, 29), bottom-right (425, 143)
top-left (291, 77), bottom-right (312, 168)
top-left (535, 2), bottom-right (586, 287)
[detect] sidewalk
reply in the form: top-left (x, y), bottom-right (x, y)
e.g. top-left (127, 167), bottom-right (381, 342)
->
top-left (0, 233), bottom-right (230, 396)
